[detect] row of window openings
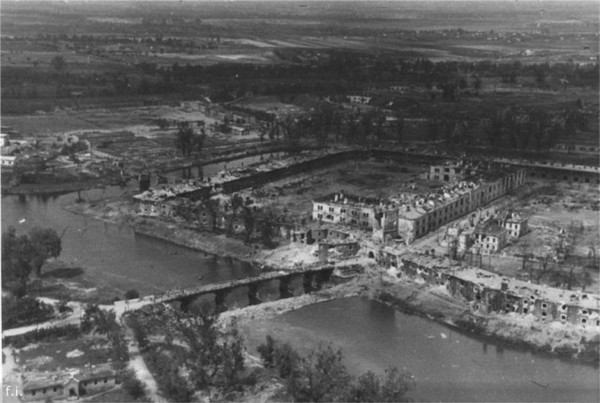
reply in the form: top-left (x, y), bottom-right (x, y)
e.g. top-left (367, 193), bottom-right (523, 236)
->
top-left (531, 172), bottom-right (597, 184)
top-left (317, 205), bottom-right (370, 218)
top-left (32, 379), bottom-right (110, 395)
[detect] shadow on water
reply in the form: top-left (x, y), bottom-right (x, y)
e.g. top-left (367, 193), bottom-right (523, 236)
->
top-left (256, 297), bottom-right (599, 403)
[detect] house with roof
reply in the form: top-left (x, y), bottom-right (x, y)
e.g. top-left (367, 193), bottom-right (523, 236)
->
top-left (22, 369), bottom-right (118, 401)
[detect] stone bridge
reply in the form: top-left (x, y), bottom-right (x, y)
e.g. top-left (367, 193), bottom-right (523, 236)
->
top-left (156, 266), bottom-right (335, 312)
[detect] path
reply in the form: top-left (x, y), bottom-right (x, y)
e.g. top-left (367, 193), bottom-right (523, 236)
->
top-left (2, 297), bottom-right (155, 338)
top-left (123, 322), bottom-right (167, 403)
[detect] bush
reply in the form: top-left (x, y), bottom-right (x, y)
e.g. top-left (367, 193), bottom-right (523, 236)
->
top-left (80, 304), bottom-right (119, 334)
top-left (120, 369), bottom-right (147, 401)
top-left (257, 335), bottom-right (276, 368)
top-left (56, 297), bottom-right (72, 314)
top-left (257, 336), bottom-right (415, 402)
top-left (124, 289), bottom-right (140, 300)
top-left (2, 296), bottom-right (55, 330)
top-left (3, 325), bottom-right (81, 349)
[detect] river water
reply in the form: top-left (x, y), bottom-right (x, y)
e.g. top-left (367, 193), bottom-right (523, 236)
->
top-left (2, 161), bottom-right (599, 401)
top-left (1, 184), bottom-right (259, 296)
top-left (243, 297), bottom-right (599, 403)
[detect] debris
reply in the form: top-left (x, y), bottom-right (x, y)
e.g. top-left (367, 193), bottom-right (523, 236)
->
top-left (66, 349), bottom-right (84, 358)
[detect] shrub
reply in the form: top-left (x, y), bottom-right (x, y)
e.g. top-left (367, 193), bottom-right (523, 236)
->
top-left (257, 335), bottom-right (277, 368)
top-left (2, 296), bottom-right (55, 330)
top-left (258, 336), bottom-right (415, 402)
top-left (124, 289), bottom-right (140, 300)
top-left (120, 369), bottom-right (147, 401)
top-left (3, 325), bottom-right (81, 349)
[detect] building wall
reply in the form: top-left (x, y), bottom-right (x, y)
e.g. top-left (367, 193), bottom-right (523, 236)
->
top-left (473, 231), bottom-right (506, 253)
top-left (80, 375), bottom-right (118, 394)
top-left (504, 219), bottom-right (528, 238)
top-left (391, 258), bottom-right (600, 327)
top-left (397, 168), bottom-right (526, 244)
top-left (312, 200), bottom-right (378, 230)
top-left (23, 385), bottom-right (65, 401)
top-left (527, 167), bottom-right (600, 185)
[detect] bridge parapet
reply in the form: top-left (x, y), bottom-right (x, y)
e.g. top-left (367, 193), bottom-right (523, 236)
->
top-left (155, 265), bottom-right (336, 310)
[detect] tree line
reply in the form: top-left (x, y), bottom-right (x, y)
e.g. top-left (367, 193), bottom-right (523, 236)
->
top-left (2, 226), bottom-right (62, 296)
top-left (257, 335), bottom-right (414, 402)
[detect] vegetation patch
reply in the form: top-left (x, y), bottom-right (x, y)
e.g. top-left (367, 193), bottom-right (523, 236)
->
top-left (257, 335), bottom-right (415, 402)
top-left (1, 296), bottom-right (55, 330)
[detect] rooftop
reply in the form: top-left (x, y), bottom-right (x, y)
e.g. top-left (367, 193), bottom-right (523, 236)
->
top-left (134, 149), bottom-right (338, 202)
top-left (473, 221), bottom-right (506, 237)
top-left (454, 267), bottom-right (600, 311)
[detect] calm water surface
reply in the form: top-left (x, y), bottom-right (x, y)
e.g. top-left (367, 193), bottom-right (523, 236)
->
top-left (243, 297), bottom-right (600, 403)
top-left (3, 184), bottom-right (599, 402)
top-left (1, 184), bottom-right (259, 295)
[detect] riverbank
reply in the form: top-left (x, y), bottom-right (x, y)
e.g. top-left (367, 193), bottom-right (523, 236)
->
top-left (64, 199), bottom-right (600, 365)
top-left (217, 268), bottom-right (599, 367)
top-left (1, 176), bottom-right (123, 196)
top-left (373, 275), bottom-right (600, 366)
top-left (65, 200), bottom-right (256, 261)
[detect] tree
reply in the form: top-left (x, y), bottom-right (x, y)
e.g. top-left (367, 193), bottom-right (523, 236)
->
top-left (287, 344), bottom-right (352, 402)
top-left (227, 194), bottom-right (245, 235)
top-left (257, 335), bottom-right (277, 368)
top-left (194, 128), bottom-right (206, 155)
top-left (242, 206), bottom-right (255, 244)
top-left (175, 122), bottom-right (194, 157)
top-left (81, 304), bottom-right (118, 335)
top-left (261, 219), bottom-right (276, 248)
top-left (203, 198), bottom-right (221, 231)
top-left (120, 369), bottom-right (147, 401)
top-left (257, 336), bottom-right (414, 402)
top-left (125, 289), bottom-right (140, 299)
top-left (2, 227), bottom-right (33, 295)
top-left (28, 227), bottom-right (62, 277)
top-left (349, 367), bottom-right (414, 402)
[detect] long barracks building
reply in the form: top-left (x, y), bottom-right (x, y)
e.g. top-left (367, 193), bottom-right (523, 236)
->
top-left (312, 163), bottom-right (526, 243)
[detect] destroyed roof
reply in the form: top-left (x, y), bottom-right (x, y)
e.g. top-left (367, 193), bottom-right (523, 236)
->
top-left (133, 182), bottom-right (203, 202)
top-left (496, 210), bottom-right (528, 223)
top-left (315, 192), bottom-right (396, 210)
top-left (454, 267), bottom-right (600, 310)
top-left (134, 150), bottom-right (336, 201)
top-left (393, 181), bottom-right (478, 220)
top-left (473, 221), bottom-right (506, 237)
top-left (320, 238), bottom-right (358, 246)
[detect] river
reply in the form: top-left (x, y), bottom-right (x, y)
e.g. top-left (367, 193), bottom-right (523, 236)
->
top-left (1, 184), bottom-right (260, 296)
top-left (2, 171), bottom-right (599, 401)
top-left (242, 297), bottom-right (600, 403)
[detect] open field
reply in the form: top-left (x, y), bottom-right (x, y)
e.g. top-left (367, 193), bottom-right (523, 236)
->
top-left (20, 335), bottom-right (112, 372)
